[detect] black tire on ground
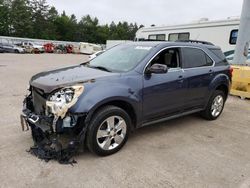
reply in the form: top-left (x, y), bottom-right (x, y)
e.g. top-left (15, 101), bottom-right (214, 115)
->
top-left (86, 105), bottom-right (131, 156)
top-left (14, 49), bottom-right (19, 53)
top-left (201, 90), bottom-right (226, 120)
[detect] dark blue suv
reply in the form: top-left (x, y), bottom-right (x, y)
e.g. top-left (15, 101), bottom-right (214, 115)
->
top-left (21, 41), bottom-right (232, 159)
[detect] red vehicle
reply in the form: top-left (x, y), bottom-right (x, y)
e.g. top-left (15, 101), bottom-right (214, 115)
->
top-left (43, 43), bottom-right (54, 53)
top-left (66, 44), bottom-right (73, 53)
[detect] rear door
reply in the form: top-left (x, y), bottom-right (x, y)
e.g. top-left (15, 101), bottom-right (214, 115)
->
top-left (181, 47), bottom-right (214, 108)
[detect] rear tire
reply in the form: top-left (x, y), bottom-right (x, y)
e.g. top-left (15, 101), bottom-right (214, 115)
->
top-left (201, 90), bottom-right (225, 120)
top-left (86, 106), bottom-right (131, 156)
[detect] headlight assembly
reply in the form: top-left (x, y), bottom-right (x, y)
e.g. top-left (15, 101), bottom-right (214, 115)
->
top-left (49, 88), bottom-right (75, 103)
top-left (46, 85), bottom-right (84, 118)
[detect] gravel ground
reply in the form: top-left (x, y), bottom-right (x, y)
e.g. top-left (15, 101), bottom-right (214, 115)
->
top-left (0, 54), bottom-right (250, 188)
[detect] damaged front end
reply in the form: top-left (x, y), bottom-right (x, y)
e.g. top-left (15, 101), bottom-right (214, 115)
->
top-left (21, 85), bottom-right (86, 164)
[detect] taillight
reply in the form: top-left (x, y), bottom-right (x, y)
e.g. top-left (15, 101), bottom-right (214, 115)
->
top-left (229, 66), bottom-right (233, 77)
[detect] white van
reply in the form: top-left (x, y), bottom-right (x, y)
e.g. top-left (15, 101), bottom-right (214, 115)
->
top-left (135, 18), bottom-right (240, 55)
top-left (79, 42), bottom-right (102, 54)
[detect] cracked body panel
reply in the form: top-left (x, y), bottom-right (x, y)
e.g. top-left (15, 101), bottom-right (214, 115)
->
top-left (21, 63), bottom-right (142, 163)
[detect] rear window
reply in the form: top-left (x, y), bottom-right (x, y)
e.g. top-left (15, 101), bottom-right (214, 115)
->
top-left (210, 49), bottom-right (226, 61)
top-left (182, 48), bottom-right (213, 68)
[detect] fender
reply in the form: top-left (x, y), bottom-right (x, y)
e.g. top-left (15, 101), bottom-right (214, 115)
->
top-left (69, 81), bottom-right (142, 124)
top-left (205, 73), bottom-right (230, 105)
top-left (209, 73), bottom-right (230, 91)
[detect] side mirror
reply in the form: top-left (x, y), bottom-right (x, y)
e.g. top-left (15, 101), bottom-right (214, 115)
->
top-left (146, 64), bottom-right (168, 74)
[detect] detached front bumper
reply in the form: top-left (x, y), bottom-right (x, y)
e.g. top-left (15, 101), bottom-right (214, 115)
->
top-left (20, 107), bottom-right (53, 145)
top-left (21, 109), bottom-right (52, 132)
top-left (20, 95), bottom-right (87, 164)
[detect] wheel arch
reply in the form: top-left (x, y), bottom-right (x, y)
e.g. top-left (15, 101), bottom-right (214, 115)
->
top-left (215, 84), bottom-right (229, 99)
top-left (209, 74), bottom-right (230, 95)
top-left (84, 99), bottom-right (138, 131)
top-left (205, 73), bottom-right (230, 107)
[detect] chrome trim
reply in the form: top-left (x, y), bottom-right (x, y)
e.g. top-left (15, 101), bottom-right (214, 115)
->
top-left (143, 45), bottom-right (215, 74)
top-left (28, 114), bottom-right (39, 124)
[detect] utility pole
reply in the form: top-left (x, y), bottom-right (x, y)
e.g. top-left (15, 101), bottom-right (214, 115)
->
top-left (233, 0), bottom-right (250, 65)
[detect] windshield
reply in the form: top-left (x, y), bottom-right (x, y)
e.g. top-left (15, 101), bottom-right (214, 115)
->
top-left (89, 44), bottom-right (152, 72)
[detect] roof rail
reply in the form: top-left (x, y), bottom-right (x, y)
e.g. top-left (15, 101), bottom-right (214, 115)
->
top-left (137, 39), bottom-right (166, 42)
top-left (176, 40), bottom-right (214, 46)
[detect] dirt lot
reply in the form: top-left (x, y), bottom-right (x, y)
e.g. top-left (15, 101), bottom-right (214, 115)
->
top-left (0, 54), bottom-right (250, 188)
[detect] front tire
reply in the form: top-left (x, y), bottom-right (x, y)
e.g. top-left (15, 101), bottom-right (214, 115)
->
top-left (86, 106), bottom-right (131, 156)
top-left (201, 90), bottom-right (226, 120)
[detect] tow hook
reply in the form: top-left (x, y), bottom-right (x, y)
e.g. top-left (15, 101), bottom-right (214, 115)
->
top-left (20, 113), bottom-right (40, 131)
top-left (28, 114), bottom-right (39, 124)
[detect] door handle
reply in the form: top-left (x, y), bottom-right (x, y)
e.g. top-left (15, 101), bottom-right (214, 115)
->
top-left (209, 69), bottom-right (214, 76)
top-left (177, 75), bottom-right (184, 83)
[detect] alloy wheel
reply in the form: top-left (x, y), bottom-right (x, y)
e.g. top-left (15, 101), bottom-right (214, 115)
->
top-left (211, 95), bottom-right (224, 117)
top-left (96, 116), bottom-right (127, 150)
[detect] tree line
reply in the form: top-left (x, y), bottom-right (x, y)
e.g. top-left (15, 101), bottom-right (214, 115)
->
top-left (0, 0), bottom-right (143, 44)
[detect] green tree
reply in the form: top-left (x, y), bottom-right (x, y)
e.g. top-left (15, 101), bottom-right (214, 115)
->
top-left (54, 11), bottom-right (77, 41)
top-left (96, 24), bottom-right (110, 44)
top-left (0, 0), bottom-right (11, 35)
top-left (0, 1), bottom-right (141, 43)
top-left (45, 6), bottom-right (58, 40)
top-left (30, 0), bottom-right (50, 38)
top-left (78, 15), bottom-right (99, 43)
top-left (9, 0), bottom-right (33, 37)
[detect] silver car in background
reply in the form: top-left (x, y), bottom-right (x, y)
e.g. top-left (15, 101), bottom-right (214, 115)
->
top-left (0, 43), bottom-right (25, 53)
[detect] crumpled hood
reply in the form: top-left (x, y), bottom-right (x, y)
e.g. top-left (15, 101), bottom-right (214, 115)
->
top-left (30, 65), bottom-right (117, 93)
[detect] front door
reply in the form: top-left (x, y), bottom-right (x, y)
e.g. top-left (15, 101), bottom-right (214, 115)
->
top-left (142, 47), bottom-right (188, 121)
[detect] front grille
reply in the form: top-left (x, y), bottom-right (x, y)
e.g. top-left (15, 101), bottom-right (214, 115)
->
top-left (32, 87), bottom-right (47, 115)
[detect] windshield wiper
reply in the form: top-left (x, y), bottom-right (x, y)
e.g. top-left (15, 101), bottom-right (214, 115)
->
top-left (89, 66), bottom-right (112, 72)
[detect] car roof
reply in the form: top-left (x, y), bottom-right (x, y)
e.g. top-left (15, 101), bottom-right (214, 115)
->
top-left (126, 41), bottom-right (221, 50)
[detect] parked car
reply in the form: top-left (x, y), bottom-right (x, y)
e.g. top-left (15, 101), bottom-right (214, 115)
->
top-left (55, 44), bottom-right (67, 53)
top-left (89, 50), bottom-right (105, 60)
top-left (21, 41), bottom-right (232, 161)
top-left (79, 42), bottom-right (102, 54)
top-left (20, 42), bottom-right (44, 53)
top-left (65, 44), bottom-right (73, 53)
top-left (0, 46), bottom-right (4, 53)
top-left (225, 49), bottom-right (250, 63)
top-left (43, 43), bottom-right (55, 53)
top-left (0, 43), bottom-right (25, 53)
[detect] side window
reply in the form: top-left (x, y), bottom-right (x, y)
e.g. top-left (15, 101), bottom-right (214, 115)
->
top-left (229, 29), bottom-right (238, 44)
top-left (168, 33), bottom-right (178, 41)
top-left (211, 49), bottom-right (226, 61)
top-left (178, 33), bottom-right (190, 40)
top-left (182, 48), bottom-right (213, 68)
top-left (168, 32), bottom-right (190, 41)
top-left (149, 48), bottom-right (180, 69)
top-left (148, 34), bottom-right (166, 41)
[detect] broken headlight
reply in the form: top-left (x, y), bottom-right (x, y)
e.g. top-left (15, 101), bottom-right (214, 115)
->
top-left (49, 88), bottom-right (75, 104)
top-left (46, 85), bottom-right (84, 118)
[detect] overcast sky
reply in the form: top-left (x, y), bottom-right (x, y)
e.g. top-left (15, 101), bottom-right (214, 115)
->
top-left (46, 0), bottom-right (243, 26)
